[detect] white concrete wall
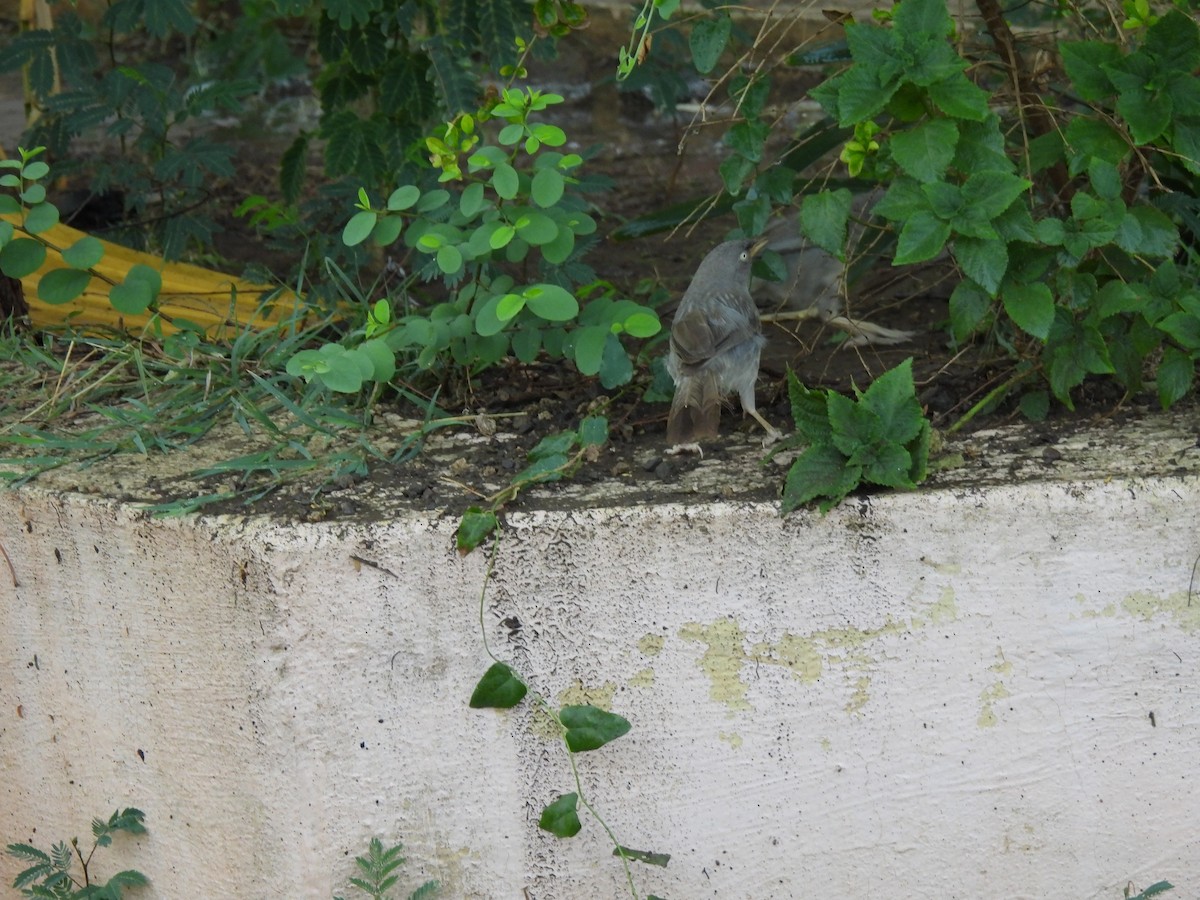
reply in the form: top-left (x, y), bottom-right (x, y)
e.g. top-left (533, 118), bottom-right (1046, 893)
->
top-left (2, 426), bottom-right (1199, 898)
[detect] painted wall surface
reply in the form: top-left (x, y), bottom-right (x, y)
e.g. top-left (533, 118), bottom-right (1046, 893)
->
top-left (1, 471), bottom-right (1198, 899)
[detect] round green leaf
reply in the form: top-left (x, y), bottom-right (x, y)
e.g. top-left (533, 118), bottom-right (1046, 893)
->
top-left (514, 210), bottom-right (558, 245)
top-left (23, 200), bottom-right (58, 235)
top-left (531, 168), bottom-right (565, 208)
top-left (125, 263), bottom-right (162, 297)
top-left (416, 189), bottom-right (450, 212)
top-left (21, 160), bottom-right (49, 180)
top-left (0, 195), bottom-right (20, 215)
top-left (460, 182), bottom-right (486, 217)
top-left (108, 280), bottom-right (154, 315)
top-left (371, 215), bottom-right (404, 246)
top-left (0, 237), bottom-right (46, 278)
top-left (523, 283), bottom-right (578, 321)
top-left (492, 164), bottom-right (519, 200)
top-left (356, 338), bottom-right (396, 382)
top-left (498, 123), bottom-right (525, 146)
top-left (622, 311), bottom-right (661, 338)
top-left (387, 185), bottom-right (420, 210)
top-left (572, 324), bottom-right (607, 375)
top-left (62, 235), bottom-right (105, 270)
top-left (489, 223), bottom-right (516, 250)
top-left (542, 226), bottom-right (575, 264)
top-left (475, 295), bottom-right (506, 336)
top-left (496, 292), bottom-right (526, 322)
top-left (531, 123), bottom-right (566, 147)
top-left (511, 326), bottom-right (542, 362)
top-left (37, 267), bottom-right (92, 305)
top-left (342, 209), bottom-right (378, 246)
top-left (20, 184), bottom-right (47, 206)
top-left (437, 244), bottom-right (463, 275)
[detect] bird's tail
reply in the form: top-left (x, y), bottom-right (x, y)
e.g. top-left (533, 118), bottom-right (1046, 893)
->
top-left (667, 371), bottom-right (721, 444)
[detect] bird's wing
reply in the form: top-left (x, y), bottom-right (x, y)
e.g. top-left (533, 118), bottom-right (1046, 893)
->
top-left (671, 291), bottom-right (759, 369)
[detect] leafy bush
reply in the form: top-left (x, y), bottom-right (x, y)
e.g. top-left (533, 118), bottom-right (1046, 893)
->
top-left (7, 808), bottom-right (148, 899)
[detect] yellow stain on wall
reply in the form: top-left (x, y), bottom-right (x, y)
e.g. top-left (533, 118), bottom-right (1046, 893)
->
top-left (1121, 590), bottom-right (1200, 633)
top-left (679, 589), bottom-right (957, 717)
top-left (638, 633), bottom-right (665, 656)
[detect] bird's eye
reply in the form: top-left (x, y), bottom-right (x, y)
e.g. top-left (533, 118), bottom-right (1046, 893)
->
top-left (740, 251), bottom-right (749, 261)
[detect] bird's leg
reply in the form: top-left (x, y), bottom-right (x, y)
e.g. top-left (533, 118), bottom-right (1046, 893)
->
top-left (746, 408), bottom-right (782, 447)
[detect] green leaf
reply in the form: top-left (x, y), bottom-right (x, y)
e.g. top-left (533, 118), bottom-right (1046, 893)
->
top-left (61, 235), bottom-right (104, 270)
top-left (926, 72), bottom-right (990, 120)
top-left (891, 119), bottom-right (958, 182)
top-left (1116, 205), bottom-right (1179, 257)
top-left (948, 279), bottom-right (992, 341)
top-left (801, 190), bottom-right (852, 259)
top-left (0, 237), bottom-right (45, 278)
top-left (37, 267), bottom-right (92, 305)
top-left (1115, 84), bottom-right (1170, 144)
top-left (623, 311), bottom-right (661, 338)
top-left (1157, 344), bottom-right (1195, 410)
top-left (559, 704), bottom-right (631, 752)
top-left (1157, 310), bottom-right (1200, 351)
top-left (523, 283), bottom-right (578, 321)
top-left (343, 210), bottom-right (377, 246)
top-left (492, 163), bottom-right (519, 200)
top-left (1065, 117), bottom-right (1129, 168)
top-left (690, 12), bottom-right (731, 74)
top-left (357, 338), bottom-right (396, 382)
top-left (531, 167), bottom-right (565, 208)
top-left (894, 211), bottom-right (950, 264)
top-left (1003, 282), bottom-right (1055, 340)
top-left (614, 846), bottom-right (672, 868)
top-left (23, 201), bottom-right (58, 235)
top-left (787, 373), bottom-right (832, 444)
top-left (387, 185), bottom-right (421, 211)
top-left (828, 391), bottom-right (885, 457)
top-left (954, 236), bottom-right (1007, 297)
top-left (457, 507), bottom-right (498, 553)
top-left (469, 661), bottom-right (528, 708)
top-left (960, 171), bottom-right (1030, 220)
top-left (861, 440), bottom-right (915, 489)
top-left (782, 443), bottom-right (860, 514)
top-left (894, 0), bottom-right (953, 39)
top-left (598, 331), bottom-right (634, 388)
top-left (572, 324), bottom-right (608, 375)
top-left (1060, 41), bottom-right (1120, 101)
top-left (860, 358), bottom-right (924, 444)
top-left (514, 210), bottom-right (558, 245)
top-left (578, 416), bottom-right (608, 447)
top-left (539, 793), bottom-right (581, 837)
top-left (437, 244), bottom-right (463, 275)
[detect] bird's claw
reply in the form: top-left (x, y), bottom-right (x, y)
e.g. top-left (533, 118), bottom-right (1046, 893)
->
top-left (666, 442), bottom-right (704, 458)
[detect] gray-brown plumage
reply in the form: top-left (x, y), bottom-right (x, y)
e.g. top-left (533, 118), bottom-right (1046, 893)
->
top-left (666, 238), bottom-right (779, 446)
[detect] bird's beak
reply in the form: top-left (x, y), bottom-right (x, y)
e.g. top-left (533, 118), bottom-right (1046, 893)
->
top-left (750, 236), bottom-right (770, 257)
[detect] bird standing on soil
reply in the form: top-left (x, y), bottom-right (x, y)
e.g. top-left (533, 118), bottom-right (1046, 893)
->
top-left (666, 238), bottom-right (781, 448)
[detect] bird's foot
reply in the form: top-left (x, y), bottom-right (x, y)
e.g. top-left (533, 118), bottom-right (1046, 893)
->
top-left (666, 442), bottom-right (704, 458)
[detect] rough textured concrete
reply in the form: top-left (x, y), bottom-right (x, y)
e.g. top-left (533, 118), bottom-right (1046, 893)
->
top-left (2, 411), bottom-right (1200, 899)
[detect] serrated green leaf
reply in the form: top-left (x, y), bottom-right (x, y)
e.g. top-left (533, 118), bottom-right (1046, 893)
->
top-left (800, 190), bottom-right (852, 259)
top-left (457, 507), bottom-right (498, 553)
top-left (1060, 41), bottom-right (1120, 101)
top-left (539, 793), bottom-right (581, 837)
top-left (860, 358), bottom-right (924, 444)
top-left (787, 372), bottom-right (832, 444)
top-left (782, 443), bottom-right (860, 514)
top-left (861, 440), bottom-right (915, 489)
top-left (954, 236), bottom-right (1008, 297)
top-left (948, 279), bottom-right (992, 342)
top-left (1003, 282), bottom-right (1055, 340)
top-left (469, 661), bottom-right (528, 708)
top-left (559, 704), bottom-right (631, 752)
top-left (894, 211), bottom-right (950, 264)
top-left (926, 71), bottom-right (990, 120)
top-left (891, 119), bottom-right (958, 182)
